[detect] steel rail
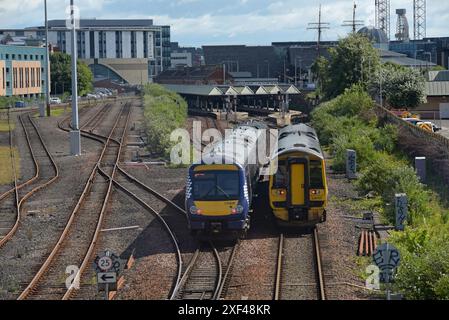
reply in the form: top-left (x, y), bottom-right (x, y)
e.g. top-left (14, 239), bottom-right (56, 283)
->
top-left (0, 113), bottom-right (59, 248)
top-left (101, 168), bottom-right (184, 301)
top-left (274, 233), bottom-right (284, 300)
top-left (18, 103), bottom-right (127, 300)
top-left (215, 243), bottom-right (239, 300)
top-left (63, 103), bottom-right (132, 300)
top-left (313, 228), bottom-right (326, 301)
top-left (59, 101), bottom-right (184, 300)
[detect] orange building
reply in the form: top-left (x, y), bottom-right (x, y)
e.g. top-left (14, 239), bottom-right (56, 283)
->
top-left (0, 45), bottom-right (47, 98)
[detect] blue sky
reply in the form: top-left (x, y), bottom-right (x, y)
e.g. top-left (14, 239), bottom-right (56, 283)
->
top-left (0, 0), bottom-right (448, 47)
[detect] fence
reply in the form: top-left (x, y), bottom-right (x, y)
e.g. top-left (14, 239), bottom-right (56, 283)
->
top-left (376, 105), bottom-right (449, 152)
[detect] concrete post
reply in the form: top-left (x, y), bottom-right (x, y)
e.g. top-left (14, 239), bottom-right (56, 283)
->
top-left (70, 0), bottom-right (81, 156)
top-left (346, 149), bottom-right (357, 179)
top-left (415, 157), bottom-right (426, 183)
top-left (395, 194), bottom-right (408, 231)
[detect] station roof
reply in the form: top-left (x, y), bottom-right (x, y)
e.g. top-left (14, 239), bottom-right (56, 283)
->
top-left (163, 84), bottom-right (223, 96)
top-left (426, 81), bottom-right (449, 96)
top-left (162, 84), bottom-right (301, 97)
top-left (428, 70), bottom-right (449, 82)
top-left (379, 49), bottom-right (436, 68)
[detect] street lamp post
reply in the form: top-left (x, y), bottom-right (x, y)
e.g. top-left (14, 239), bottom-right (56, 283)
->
top-left (70, 0), bottom-right (81, 156)
top-left (42, 0), bottom-right (51, 117)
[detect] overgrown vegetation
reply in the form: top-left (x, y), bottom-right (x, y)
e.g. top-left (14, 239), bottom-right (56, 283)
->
top-left (142, 84), bottom-right (188, 158)
top-left (312, 84), bottom-right (449, 299)
top-left (0, 146), bottom-right (20, 185)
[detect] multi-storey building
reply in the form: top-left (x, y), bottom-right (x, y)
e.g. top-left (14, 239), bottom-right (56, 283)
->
top-left (0, 19), bottom-right (171, 85)
top-left (0, 45), bottom-right (48, 98)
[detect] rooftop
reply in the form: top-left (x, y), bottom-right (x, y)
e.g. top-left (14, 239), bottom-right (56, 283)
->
top-left (428, 70), bottom-right (449, 82)
top-left (426, 81), bottom-right (449, 96)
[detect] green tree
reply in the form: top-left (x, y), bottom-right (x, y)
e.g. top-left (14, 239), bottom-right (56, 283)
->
top-left (322, 34), bottom-right (381, 99)
top-left (370, 64), bottom-right (427, 109)
top-left (50, 52), bottom-right (93, 96)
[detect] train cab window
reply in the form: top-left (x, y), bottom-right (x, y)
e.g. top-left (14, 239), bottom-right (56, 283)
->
top-left (193, 171), bottom-right (240, 200)
top-left (273, 161), bottom-right (287, 188)
top-left (310, 161), bottom-right (324, 189)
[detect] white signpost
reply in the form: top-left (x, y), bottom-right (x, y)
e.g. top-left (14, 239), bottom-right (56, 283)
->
top-left (94, 250), bottom-right (123, 299)
top-left (373, 243), bottom-right (401, 300)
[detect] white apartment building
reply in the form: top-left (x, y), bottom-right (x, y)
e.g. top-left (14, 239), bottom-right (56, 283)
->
top-left (0, 19), bottom-right (171, 85)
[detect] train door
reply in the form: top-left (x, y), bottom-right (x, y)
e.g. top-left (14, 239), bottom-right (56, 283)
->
top-left (288, 158), bottom-right (309, 208)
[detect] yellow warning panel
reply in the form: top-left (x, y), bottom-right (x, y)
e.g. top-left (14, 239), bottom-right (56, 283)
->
top-left (290, 164), bottom-right (305, 206)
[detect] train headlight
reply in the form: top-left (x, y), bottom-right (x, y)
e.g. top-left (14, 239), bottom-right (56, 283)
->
top-left (231, 205), bottom-right (244, 215)
top-left (190, 206), bottom-right (201, 215)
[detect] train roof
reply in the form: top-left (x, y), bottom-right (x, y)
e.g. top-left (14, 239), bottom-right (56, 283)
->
top-left (201, 121), bottom-right (267, 167)
top-left (272, 124), bottom-right (324, 160)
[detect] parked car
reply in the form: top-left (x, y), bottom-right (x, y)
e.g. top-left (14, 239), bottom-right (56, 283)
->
top-left (50, 97), bottom-right (62, 104)
top-left (15, 101), bottom-right (26, 108)
top-left (403, 118), bottom-right (442, 133)
top-left (86, 93), bottom-right (100, 100)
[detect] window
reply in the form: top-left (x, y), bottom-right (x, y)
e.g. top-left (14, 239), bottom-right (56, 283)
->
top-left (12, 54), bottom-right (15, 60)
top-left (18, 54), bottom-right (22, 60)
top-left (273, 161), bottom-right (287, 188)
top-left (24, 54), bottom-right (28, 60)
top-left (5, 54), bottom-right (9, 59)
top-left (6, 67), bottom-right (9, 73)
top-left (310, 161), bottom-right (324, 189)
top-left (13, 68), bottom-right (17, 88)
top-left (193, 171), bottom-right (240, 201)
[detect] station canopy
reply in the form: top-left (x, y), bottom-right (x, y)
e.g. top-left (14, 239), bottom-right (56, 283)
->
top-left (162, 84), bottom-right (301, 97)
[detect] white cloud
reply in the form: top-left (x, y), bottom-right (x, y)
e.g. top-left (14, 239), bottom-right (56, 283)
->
top-left (0, 0), bottom-right (448, 46)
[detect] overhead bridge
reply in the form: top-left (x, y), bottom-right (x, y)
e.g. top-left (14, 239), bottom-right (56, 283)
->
top-left (162, 84), bottom-right (301, 114)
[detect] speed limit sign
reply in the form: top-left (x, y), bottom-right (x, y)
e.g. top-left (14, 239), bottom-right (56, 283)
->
top-left (94, 250), bottom-right (122, 274)
top-left (98, 256), bottom-right (113, 272)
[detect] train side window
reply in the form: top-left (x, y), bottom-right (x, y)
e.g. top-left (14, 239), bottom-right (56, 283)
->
top-left (273, 161), bottom-right (287, 188)
top-left (310, 160), bottom-right (324, 188)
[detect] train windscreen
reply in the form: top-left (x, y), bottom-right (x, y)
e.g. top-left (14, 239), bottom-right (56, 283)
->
top-left (310, 161), bottom-right (324, 188)
top-left (193, 171), bottom-right (240, 201)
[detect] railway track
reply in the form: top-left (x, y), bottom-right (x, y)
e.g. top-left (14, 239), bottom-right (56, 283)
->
top-left (274, 228), bottom-right (326, 300)
top-left (15, 101), bottom-right (186, 300)
top-left (171, 243), bottom-right (238, 300)
top-left (79, 103), bottom-right (188, 299)
top-left (0, 111), bottom-right (59, 248)
top-left (18, 102), bottom-right (130, 300)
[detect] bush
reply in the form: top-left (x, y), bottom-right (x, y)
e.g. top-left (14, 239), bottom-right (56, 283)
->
top-left (143, 84), bottom-right (187, 158)
top-left (356, 154), bottom-right (434, 224)
top-left (391, 222), bottom-right (449, 300)
top-left (331, 129), bottom-right (377, 172)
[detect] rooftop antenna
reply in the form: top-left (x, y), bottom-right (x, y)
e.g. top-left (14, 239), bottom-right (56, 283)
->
top-left (342, 1), bottom-right (364, 33)
top-left (307, 4), bottom-right (330, 57)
